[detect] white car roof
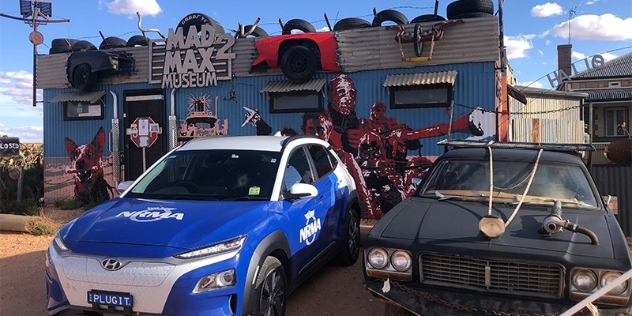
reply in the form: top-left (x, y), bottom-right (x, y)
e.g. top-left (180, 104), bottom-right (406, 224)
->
top-left (177, 135), bottom-right (329, 152)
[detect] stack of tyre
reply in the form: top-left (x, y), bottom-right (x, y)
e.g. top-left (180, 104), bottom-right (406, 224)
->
top-left (48, 35), bottom-right (148, 54)
top-left (446, 0), bottom-right (494, 20)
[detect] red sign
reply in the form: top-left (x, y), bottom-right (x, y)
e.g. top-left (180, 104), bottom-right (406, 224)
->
top-left (126, 117), bottom-right (161, 148)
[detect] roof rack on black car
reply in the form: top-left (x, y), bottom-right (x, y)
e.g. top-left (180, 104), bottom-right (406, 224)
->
top-left (437, 139), bottom-right (595, 152)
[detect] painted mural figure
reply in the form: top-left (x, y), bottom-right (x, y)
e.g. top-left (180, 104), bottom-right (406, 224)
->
top-left (242, 106), bottom-right (273, 135)
top-left (178, 94), bottom-right (228, 141)
top-left (326, 74), bottom-right (489, 218)
top-left (301, 111), bottom-right (379, 219)
top-left (64, 127), bottom-right (112, 204)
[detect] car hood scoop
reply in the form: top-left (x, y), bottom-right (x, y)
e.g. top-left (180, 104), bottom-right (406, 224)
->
top-left (379, 198), bottom-right (614, 258)
top-left (63, 198), bottom-right (268, 256)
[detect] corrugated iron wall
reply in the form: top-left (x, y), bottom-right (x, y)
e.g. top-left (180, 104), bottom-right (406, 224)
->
top-left (336, 17), bottom-right (499, 73)
top-left (37, 46), bottom-right (150, 89)
top-left (591, 165), bottom-right (632, 235)
top-left (508, 91), bottom-right (585, 143)
top-left (43, 61), bottom-right (497, 159)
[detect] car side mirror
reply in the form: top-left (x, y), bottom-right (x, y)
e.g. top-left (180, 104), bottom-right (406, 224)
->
top-left (117, 180), bottom-right (134, 193)
top-left (287, 183), bottom-right (318, 199)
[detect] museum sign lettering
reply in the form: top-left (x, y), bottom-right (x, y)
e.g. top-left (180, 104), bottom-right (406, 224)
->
top-left (162, 24), bottom-right (236, 89)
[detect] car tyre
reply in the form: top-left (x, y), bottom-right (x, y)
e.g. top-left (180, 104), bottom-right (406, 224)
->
top-left (99, 36), bottom-right (127, 50)
top-left (282, 19), bottom-right (316, 34)
top-left (72, 40), bottom-right (97, 52)
top-left (254, 257), bottom-right (287, 316)
top-left (333, 17), bottom-right (372, 31)
top-left (71, 64), bottom-right (97, 92)
top-left (413, 23), bottom-right (424, 57)
top-left (385, 303), bottom-right (416, 316)
top-left (372, 9), bottom-right (409, 27)
top-left (280, 45), bottom-right (318, 82)
top-left (126, 35), bottom-right (148, 47)
top-left (447, 0), bottom-right (494, 19)
top-left (410, 14), bottom-right (446, 23)
top-left (178, 13), bottom-right (225, 36)
top-left (336, 208), bottom-right (360, 266)
top-left (451, 11), bottom-right (494, 19)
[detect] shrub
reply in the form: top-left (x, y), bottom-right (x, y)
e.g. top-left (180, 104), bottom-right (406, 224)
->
top-left (26, 216), bottom-right (59, 236)
top-left (53, 198), bottom-right (85, 210)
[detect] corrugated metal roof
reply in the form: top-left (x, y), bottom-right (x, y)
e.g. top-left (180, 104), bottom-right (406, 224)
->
top-left (383, 70), bottom-right (457, 87)
top-left (260, 78), bottom-right (326, 93)
top-left (572, 51), bottom-right (632, 79)
top-left (49, 90), bottom-right (105, 103)
top-left (585, 88), bottom-right (632, 102)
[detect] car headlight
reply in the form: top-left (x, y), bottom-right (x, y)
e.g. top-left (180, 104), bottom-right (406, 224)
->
top-left (390, 250), bottom-right (412, 272)
top-left (367, 248), bottom-right (389, 269)
top-left (54, 230), bottom-right (69, 252)
top-left (194, 269), bottom-right (236, 293)
top-left (601, 271), bottom-right (628, 295)
top-left (174, 235), bottom-right (247, 259)
top-left (572, 269), bottom-right (597, 292)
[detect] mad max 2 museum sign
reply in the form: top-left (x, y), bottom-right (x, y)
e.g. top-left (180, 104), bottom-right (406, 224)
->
top-left (162, 23), bottom-right (236, 89)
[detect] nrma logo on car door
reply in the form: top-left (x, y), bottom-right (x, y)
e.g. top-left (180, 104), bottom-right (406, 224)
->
top-left (300, 210), bottom-right (321, 245)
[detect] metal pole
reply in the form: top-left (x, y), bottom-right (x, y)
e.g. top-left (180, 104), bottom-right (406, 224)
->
top-left (32, 1), bottom-right (39, 107)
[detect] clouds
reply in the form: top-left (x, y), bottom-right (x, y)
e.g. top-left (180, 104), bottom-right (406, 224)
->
top-left (0, 123), bottom-right (43, 143)
top-left (106, 0), bottom-right (162, 16)
top-left (0, 71), bottom-right (43, 142)
top-left (531, 3), bottom-right (564, 17)
top-left (0, 71), bottom-right (42, 106)
top-left (548, 14), bottom-right (632, 40)
top-left (505, 34), bottom-right (535, 59)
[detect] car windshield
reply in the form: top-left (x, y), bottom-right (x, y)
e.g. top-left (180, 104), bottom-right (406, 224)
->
top-left (418, 159), bottom-right (599, 208)
top-left (126, 149), bottom-right (281, 200)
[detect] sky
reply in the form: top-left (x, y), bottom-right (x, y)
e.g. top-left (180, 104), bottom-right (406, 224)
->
top-left (0, 0), bottom-right (631, 143)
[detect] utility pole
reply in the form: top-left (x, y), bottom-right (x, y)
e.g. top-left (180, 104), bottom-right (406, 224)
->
top-left (0, 0), bottom-right (69, 107)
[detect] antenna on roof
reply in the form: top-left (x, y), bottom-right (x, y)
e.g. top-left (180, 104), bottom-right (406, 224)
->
top-left (568, 7), bottom-right (577, 45)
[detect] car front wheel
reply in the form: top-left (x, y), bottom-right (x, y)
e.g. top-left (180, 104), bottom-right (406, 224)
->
top-left (337, 208), bottom-right (360, 266)
top-left (254, 256), bottom-right (287, 316)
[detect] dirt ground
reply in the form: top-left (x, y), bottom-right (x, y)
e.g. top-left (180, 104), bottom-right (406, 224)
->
top-left (0, 207), bottom-right (383, 316)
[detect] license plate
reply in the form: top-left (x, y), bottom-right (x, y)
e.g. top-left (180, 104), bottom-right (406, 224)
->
top-left (87, 290), bottom-right (133, 307)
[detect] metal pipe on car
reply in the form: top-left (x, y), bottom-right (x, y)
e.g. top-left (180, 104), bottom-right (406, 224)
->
top-left (542, 200), bottom-right (599, 245)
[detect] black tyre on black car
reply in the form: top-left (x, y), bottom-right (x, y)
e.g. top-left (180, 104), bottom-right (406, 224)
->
top-left (71, 64), bottom-right (97, 92)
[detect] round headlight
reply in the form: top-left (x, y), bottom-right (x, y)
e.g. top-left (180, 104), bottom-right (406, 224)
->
top-left (390, 250), bottom-right (412, 272)
top-left (601, 271), bottom-right (627, 295)
top-left (367, 248), bottom-right (389, 269)
top-left (572, 269), bottom-right (597, 292)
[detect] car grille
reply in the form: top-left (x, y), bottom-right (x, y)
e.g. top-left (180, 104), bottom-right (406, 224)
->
top-left (420, 253), bottom-right (563, 299)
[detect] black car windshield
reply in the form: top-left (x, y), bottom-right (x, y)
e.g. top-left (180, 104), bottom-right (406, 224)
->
top-left (419, 159), bottom-right (599, 208)
top-left (126, 149), bottom-right (281, 201)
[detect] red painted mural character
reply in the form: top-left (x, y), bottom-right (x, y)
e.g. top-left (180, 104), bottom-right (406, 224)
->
top-left (327, 74), bottom-right (362, 152)
top-left (301, 111), bottom-right (380, 219)
top-left (64, 127), bottom-right (112, 204)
